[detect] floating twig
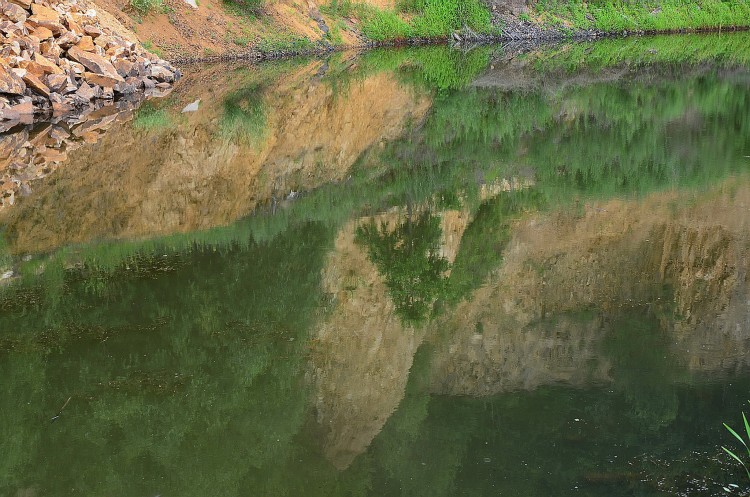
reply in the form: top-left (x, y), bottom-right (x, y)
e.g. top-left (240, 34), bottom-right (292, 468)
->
top-left (50, 396), bottom-right (72, 423)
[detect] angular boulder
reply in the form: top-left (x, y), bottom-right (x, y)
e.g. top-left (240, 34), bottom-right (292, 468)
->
top-left (0, 61), bottom-right (26, 95)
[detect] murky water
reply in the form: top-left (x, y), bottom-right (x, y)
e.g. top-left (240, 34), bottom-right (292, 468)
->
top-left (2, 33), bottom-right (750, 497)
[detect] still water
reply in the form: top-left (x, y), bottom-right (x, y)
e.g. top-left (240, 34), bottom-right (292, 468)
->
top-left (2, 33), bottom-right (750, 497)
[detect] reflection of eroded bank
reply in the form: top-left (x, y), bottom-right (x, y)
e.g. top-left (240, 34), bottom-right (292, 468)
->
top-left (310, 175), bottom-right (750, 469)
top-left (310, 207), bottom-right (469, 469)
top-left (0, 59), bottom-right (430, 254)
top-left (428, 176), bottom-right (750, 397)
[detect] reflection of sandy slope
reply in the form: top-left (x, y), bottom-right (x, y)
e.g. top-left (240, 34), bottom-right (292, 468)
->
top-left (429, 176), bottom-right (750, 396)
top-left (310, 209), bottom-right (468, 470)
top-left (1, 61), bottom-right (430, 254)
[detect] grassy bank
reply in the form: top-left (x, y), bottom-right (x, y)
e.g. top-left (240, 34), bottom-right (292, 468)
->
top-left (532, 0), bottom-right (750, 33)
top-left (317, 0), bottom-right (750, 44)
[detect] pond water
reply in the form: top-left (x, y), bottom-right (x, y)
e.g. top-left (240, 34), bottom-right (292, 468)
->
top-left (2, 33), bottom-right (750, 497)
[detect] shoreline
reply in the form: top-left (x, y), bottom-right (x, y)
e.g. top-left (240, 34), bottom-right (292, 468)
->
top-left (168, 24), bottom-right (750, 65)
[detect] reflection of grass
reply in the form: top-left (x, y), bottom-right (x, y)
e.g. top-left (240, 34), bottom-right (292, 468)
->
top-left (133, 102), bottom-right (171, 130)
top-left (219, 85), bottom-right (268, 144)
top-left (526, 33), bottom-right (750, 71)
top-left (0, 233), bottom-right (11, 272)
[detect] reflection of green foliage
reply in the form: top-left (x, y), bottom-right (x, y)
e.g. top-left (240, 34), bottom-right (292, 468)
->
top-left (526, 33), bottom-right (750, 71)
top-left (0, 223), bottom-right (359, 497)
top-left (133, 101), bottom-right (171, 130)
top-left (447, 190), bottom-right (543, 302)
top-left (0, 232), bottom-right (11, 271)
top-left (353, 45), bottom-right (494, 90)
top-left (356, 211), bottom-right (450, 324)
top-left (220, 84), bottom-right (268, 144)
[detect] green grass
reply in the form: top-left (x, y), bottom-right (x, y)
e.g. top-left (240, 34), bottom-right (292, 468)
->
top-left (321, 0), bottom-right (492, 42)
top-left (723, 402), bottom-right (750, 480)
top-left (533, 0), bottom-right (750, 32)
top-left (256, 34), bottom-right (315, 54)
top-left (130, 0), bottom-right (165, 15)
top-left (221, 0), bottom-right (263, 15)
top-left (132, 102), bottom-right (172, 130)
top-left (141, 40), bottom-right (165, 58)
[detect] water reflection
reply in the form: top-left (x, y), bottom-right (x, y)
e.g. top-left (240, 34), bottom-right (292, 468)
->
top-left (2, 33), bottom-right (750, 497)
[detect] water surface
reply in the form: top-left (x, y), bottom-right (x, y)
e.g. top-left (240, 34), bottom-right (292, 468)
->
top-left (2, 33), bottom-right (750, 497)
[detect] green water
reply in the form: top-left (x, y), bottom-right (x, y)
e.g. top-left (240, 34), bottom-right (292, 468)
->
top-left (2, 33), bottom-right (750, 496)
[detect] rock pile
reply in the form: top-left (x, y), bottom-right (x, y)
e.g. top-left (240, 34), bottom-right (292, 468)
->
top-left (0, 0), bottom-right (180, 123)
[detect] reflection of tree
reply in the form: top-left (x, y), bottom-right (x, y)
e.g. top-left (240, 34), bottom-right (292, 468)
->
top-left (355, 211), bottom-right (450, 325)
top-left (447, 190), bottom-right (543, 303)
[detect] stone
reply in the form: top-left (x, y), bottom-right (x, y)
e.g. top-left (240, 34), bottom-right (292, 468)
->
top-left (22, 72), bottom-right (50, 97)
top-left (30, 4), bottom-right (61, 23)
top-left (74, 80), bottom-right (96, 100)
top-left (45, 73), bottom-right (68, 91)
top-left (67, 46), bottom-right (123, 82)
top-left (181, 99), bottom-right (200, 113)
top-left (83, 24), bottom-right (101, 37)
top-left (83, 71), bottom-right (122, 89)
top-left (8, 0), bottom-right (32, 8)
top-left (149, 65), bottom-right (174, 83)
top-left (51, 96), bottom-right (73, 114)
top-left (2, 2), bottom-right (27, 22)
top-left (33, 53), bottom-right (64, 74)
top-left (40, 40), bottom-right (61, 57)
top-left (29, 25), bottom-right (54, 40)
top-left (55, 30), bottom-right (79, 48)
top-left (113, 59), bottom-right (135, 78)
top-left (65, 15), bottom-right (83, 35)
top-left (0, 61), bottom-right (26, 95)
top-left (0, 100), bottom-right (32, 120)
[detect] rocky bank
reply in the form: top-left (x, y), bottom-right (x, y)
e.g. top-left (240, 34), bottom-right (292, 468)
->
top-left (0, 0), bottom-right (179, 124)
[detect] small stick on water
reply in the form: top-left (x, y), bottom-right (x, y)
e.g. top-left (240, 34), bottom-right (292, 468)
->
top-left (50, 396), bottom-right (72, 423)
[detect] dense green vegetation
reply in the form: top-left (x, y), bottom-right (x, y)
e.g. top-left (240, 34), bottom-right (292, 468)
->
top-left (321, 0), bottom-right (494, 42)
top-left (534, 0), bottom-right (750, 33)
